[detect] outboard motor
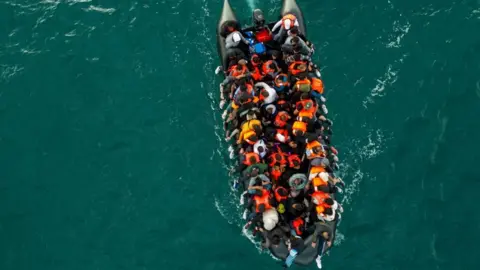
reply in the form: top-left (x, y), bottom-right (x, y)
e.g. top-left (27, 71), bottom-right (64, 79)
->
top-left (253, 9), bottom-right (265, 28)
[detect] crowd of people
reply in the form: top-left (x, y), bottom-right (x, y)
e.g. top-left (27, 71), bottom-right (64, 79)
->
top-left (216, 11), bottom-right (345, 269)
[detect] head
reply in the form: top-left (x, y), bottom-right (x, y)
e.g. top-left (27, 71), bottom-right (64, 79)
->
top-left (251, 167), bottom-right (260, 177)
top-left (294, 130), bottom-right (305, 137)
top-left (300, 92), bottom-right (309, 100)
top-left (297, 64), bottom-right (307, 72)
top-left (249, 135), bottom-right (259, 143)
top-left (291, 36), bottom-right (300, 45)
top-left (313, 146), bottom-right (323, 154)
top-left (288, 141), bottom-right (298, 149)
top-left (324, 207), bottom-right (333, 216)
top-left (260, 89), bottom-right (269, 98)
top-left (290, 27), bottom-right (298, 36)
top-left (236, 77), bottom-right (247, 86)
top-left (257, 146), bottom-right (265, 154)
top-left (236, 64), bottom-right (244, 71)
top-left (293, 44), bottom-right (301, 54)
top-left (271, 235), bottom-right (281, 246)
top-left (238, 59), bottom-right (247, 66)
top-left (272, 50), bottom-right (282, 60)
top-left (258, 204), bottom-right (266, 213)
top-left (249, 155), bottom-right (258, 165)
top-left (324, 198), bottom-right (334, 206)
top-left (268, 63), bottom-right (276, 70)
top-left (240, 84), bottom-right (247, 92)
top-left (251, 55), bottom-right (261, 65)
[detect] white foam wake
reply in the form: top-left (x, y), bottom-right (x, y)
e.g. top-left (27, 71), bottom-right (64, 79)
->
top-left (246, 0), bottom-right (257, 11)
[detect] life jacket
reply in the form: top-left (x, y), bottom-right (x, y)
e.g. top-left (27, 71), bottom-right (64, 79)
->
top-left (254, 189), bottom-right (272, 213)
top-left (274, 186), bottom-right (288, 202)
top-left (251, 66), bottom-right (263, 80)
top-left (312, 191), bottom-right (330, 205)
top-left (274, 111), bottom-right (290, 128)
top-left (232, 95), bottom-right (259, 110)
top-left (296, 99), bottom-right (316, 115)
top-left (274, 74), bottom-right (289, 92)
top-left (255, 27), bottom-right (272, 42)
top-left (292, 217), bottom-right (304, 236)
top-left (262, 60), bottom-right (276, 76)
top-left (311, 77), bottom-right (324, 94)
top-left (243, 130), bottom-right (257, 145)
top-left (241, 119), bottom-right (261, 131)
top-left (274, 129), bottom-right (290, 143)
top-left (306, 140), bottom-right (326, 159)
top-left (243, 152), bottom-right (261, 166)
top-left (289, 61), bottom-right (306, 76)
top-left (270, 166), bottom-right (283, 182)
top-left (292, 120), bottom-right (307, 134)
top-left (298, 109), bottom-right (315, 120)
top-left (287, 154), bottom-right (301, 168)
top-left (281, 14), bottom-right (297, 28)
top-left (230, 64), bottom-right (248, 77)
top-left (295, 78), bottom-right (311, 92)
top-left (268, 152), bottom-right (287, 167)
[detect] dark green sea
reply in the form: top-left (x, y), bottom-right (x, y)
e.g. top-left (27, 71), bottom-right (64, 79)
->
top-left (1, 0), bottom-right (480, 269)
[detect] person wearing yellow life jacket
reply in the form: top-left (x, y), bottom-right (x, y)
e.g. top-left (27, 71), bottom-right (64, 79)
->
top-left (291, 119), bottom-right (307, 137)
top-left (237, 119), bottom-right (262, 146)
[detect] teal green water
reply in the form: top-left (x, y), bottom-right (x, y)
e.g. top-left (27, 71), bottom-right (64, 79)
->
top-left (1, 0), bottom-right (480, 269)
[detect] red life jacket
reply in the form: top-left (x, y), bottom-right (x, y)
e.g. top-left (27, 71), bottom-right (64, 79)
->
top-left (274, 186), bottom-right (288, 202)
top-left (243, 152), bottom-right (261, 166)
top-left (274, 111), bottom-right (290, 128)
top-left (292, 217), bottom-right (304, 236)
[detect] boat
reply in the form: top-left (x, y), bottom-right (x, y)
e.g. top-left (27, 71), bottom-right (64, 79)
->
top-left (215, 0), bottom-right (343, 267)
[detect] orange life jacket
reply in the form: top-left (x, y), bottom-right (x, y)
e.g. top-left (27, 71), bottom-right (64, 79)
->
top-left (243, 152), bottom-right (261, 166)
top-left (281, 14), bottom-right (297, 28)
top-left (274, 111), bottom-right (290, 128)
top-left (306, 140), bottom-right (325, 159)
top-left (312, 191), bottom-right (330, 205)
top-left (268, 152), bottom-right (288, 167)
top-left (254, 189), bottom-right (272, 213)
top-left (294, 78), bottom-right (311, 91)
top-left (251, 66), bottom-right (263, 80)
top-left (311, 77), bottom-right (324, 94)
top-left (289, 61), bottom-right (305, 76)
top-left (270, 167), bottom-right (283, 182)
top-left (230, 64), bottom-right (248, 77)
top-left (292, 217), bottom-right (304, 236)
top-left (292, 121), bottom-right (307, 133)
top-left (296, 99), bottom-right (316, 114)
top-left (262, 60), bottom-right (276, 76)
top-left (288, 154), bottom-right (301, 168)
top-left (274, 74), bottom-right (289, 88)
top-left (274, 186), bottom-right (288, 202)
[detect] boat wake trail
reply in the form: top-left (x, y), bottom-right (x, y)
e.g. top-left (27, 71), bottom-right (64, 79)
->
top-left (246, 0), bottom-right (257, 11)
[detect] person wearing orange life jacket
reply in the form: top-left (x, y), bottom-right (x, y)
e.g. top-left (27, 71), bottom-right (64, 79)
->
top-left (272, 14), bottom-right (300, 43)
top-left (250, 54), bottom-right (264, 81)
top-left (273, 111), bottom-right (290, 128)
top-left (288, 61), bottom-right (307, 77)
top-left (244, 188), bottom-right (274, 230)
top-left (220, 59), bottom-right (250, 88)
top-left (291, 119), bottom-right (307, 137)
top-left (262, 60), bottom-right (280, 79)
top-left (305, 140), bottom-right (326, 160)
top-left (238, 151), bottom-right (261, 172)
top-left (293, 75), bottom-right (312, 93)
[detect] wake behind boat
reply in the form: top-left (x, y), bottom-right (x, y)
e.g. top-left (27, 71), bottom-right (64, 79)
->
top-left (215, 0), bottom-right (345, 268)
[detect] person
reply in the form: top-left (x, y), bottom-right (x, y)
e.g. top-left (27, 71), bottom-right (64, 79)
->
top-left (247, 174), bottom-right (271, 194)
top-left (282, 35), bottom-right (312, 56)
top-left (308, 222), bottom-right (334, 269)
top-left (225, 30), bottom-right (249, 49)
top-left (272, 14), bottom-right (300, 43)
top-left (259, 223), bottom-right (290, 249)
top-left (255, 82), bottom-right (277, 105)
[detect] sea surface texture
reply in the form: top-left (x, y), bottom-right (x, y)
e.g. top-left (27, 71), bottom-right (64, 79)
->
top-left (1, 0), bottom-right (480, 269)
